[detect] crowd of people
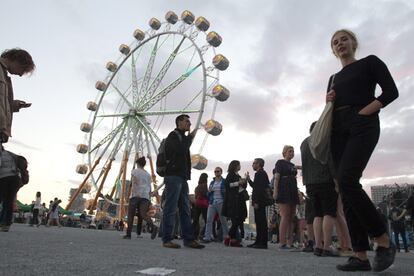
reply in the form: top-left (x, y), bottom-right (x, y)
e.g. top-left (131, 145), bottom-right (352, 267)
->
top-left (0, 28), bottom-right (404, 273)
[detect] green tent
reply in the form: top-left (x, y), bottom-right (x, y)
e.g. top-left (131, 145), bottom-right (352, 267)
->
top-left (16, 200), bottom-right (32, 212)
top-left (58, 206), bottom-right (73, 215)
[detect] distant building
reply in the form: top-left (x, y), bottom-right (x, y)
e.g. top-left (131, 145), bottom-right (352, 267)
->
top-left (371, 184), bottom-right (414, 205)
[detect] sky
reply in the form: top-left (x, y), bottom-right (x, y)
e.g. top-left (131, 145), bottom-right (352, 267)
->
top-left (1, 0), bottom-right (414, 206)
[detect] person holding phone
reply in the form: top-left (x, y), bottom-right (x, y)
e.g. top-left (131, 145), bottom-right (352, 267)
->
top-left (0, 48), bottom-right (35, 143)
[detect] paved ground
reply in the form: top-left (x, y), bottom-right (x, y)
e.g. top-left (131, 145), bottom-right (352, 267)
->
top-left (1, 224), bottom-right (414, 276)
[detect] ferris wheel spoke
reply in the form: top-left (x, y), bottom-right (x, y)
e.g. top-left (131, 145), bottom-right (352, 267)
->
top-left (136, 109), bottom-right (200, 116)
top-left (134, 128), bottom-right (144, 156)
top-left (90, 120), bottom-right (126, 153)
top-left (96, 113), bottom-right (129, 118)
top-left (139, 62), bottom-right (203, 110)
top-left (137, 36), bottom-right (160, 107)
top-left (182, 87), bottom-right (206, 110)
top-left (135, 116), bottom-right (161, 143)
top-left (138, 36), bottom-right (186, 107)
top-left (110, 83), bottom-right (134, 110)
top-left (131, 52), bottom-right (139, 107)
top-left (147, 129), bottom-right (160, 156)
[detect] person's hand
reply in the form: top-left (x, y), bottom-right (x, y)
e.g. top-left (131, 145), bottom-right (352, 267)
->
top-left (326, 90), bottom-right (336, 103)
top-left (0, 132), bottom-right (9, 143)
top-left (15, 100), bottom-right (32, 111)
top-left (245, 172), bottom-right (250, 181)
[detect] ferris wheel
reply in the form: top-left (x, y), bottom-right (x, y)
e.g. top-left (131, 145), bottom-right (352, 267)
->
top-left (66, 10), bottom-right (230, 216)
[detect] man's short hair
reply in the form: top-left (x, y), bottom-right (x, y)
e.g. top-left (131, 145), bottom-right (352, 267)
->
top-left (136, 156), bottom-right (146, 167)
top-left (255, 158), bottom-right (265, 168)
top-left (1, 48), bottom-right (35, 74)
top-left (175, 114), bottom-right (190, 127)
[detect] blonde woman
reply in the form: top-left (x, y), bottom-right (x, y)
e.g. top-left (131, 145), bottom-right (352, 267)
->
top-left (273, 145), bottom-right (301, 249)
top-left (327, 29), bottom-right (398, 272)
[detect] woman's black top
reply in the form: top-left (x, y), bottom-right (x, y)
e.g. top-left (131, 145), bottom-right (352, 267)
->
top-left (329, 55), bottom-right (398, 109)
top-left (275, 159), bottom-right (299, 205)
top-left (222, 172), bottom-right (247, 220)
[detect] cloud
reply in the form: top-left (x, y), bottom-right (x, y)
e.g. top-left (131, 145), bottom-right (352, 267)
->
top-left (8, 139), bottom-right (43, 152)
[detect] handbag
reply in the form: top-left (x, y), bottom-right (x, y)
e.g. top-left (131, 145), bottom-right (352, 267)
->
top-left (309, 75), bottom-right (335, 164)
top-left (240, 189), bottom-right (250, 201)
top-left (195, 196), bottom-right (209, 208)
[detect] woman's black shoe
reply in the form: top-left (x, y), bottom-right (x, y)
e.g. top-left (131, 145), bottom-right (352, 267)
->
top-left (251, 244), bottom-right (267, 249)
top-left (336, 257), bottom-right (372, 271)
top-left (313, 247), bottom-right (323, 256)
top-left (373, 244), bottom-right (396, 272)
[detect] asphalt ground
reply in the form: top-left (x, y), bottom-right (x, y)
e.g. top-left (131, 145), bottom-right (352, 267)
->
top-left (1, 224), bottom-right (413, 276)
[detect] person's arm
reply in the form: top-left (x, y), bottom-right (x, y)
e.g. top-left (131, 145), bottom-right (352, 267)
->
top-left (396, 209), bottom-right (407, 220)
top-left (165, 132), bottom-right (179, 161)
top-left (273, 173), bottom-right (280, 199)
top-left (0, 81), bottom-right (9, 140)
top-left (360, 56), bottom-right (398, 115)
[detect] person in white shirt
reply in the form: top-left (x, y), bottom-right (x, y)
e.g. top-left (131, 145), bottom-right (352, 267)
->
top-left (123, 157), bottom-right (157, 239)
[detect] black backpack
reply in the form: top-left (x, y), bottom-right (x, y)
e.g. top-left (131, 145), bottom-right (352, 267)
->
top-left (156, 130), bottom-right (181, 177)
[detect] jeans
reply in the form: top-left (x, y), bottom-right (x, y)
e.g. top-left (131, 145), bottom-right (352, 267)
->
top-left (0, 175), bottom-right (19, 226)
top-left (204, 202), bottom-right (228, 241)
top-left (392, 226), bottom-right (408, 250)
top-left (162, 176), bottom-right (194, 243)
top-left (331, 107), bottom-right (386, 252)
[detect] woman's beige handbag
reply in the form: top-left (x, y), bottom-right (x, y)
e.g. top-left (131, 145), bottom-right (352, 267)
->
top-left (309, 102), bottom-right (333, 164)
top-left (309, 75), bottom-right (335, 164)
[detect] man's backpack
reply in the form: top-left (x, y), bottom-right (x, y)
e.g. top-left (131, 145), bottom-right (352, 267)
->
top-left (156, 130), bottom-right (181, 177)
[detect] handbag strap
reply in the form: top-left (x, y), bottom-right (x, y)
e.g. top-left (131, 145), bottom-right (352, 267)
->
top-left (329, 74), bottom-right (335, 90)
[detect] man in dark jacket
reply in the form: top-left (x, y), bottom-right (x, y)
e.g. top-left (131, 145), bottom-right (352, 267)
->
top-left (301, 122), bottom-right (339, 257)
top-left (247, 158), bottom-right (270, 249)
top-left (161, 114), bottom-right (204, 249)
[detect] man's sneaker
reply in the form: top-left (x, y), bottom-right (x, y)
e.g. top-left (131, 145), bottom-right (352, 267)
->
top-left (373, 243), bottom-right (396, 272)
top-left (313, 247), bottom-right (323, 256)
top-left (184, 240), bottom-right (205, 249)
top-left (337, 257), bottom-right (372, 271)
top-left (200, 238), bottom-right (212, 244)
top-left (163, 241), bottom-right (181, 249)
top-left (321, 249), bottom-right (340, 257)
top-left (151, 226), bottom-right (158, 240)
top-left (122, 235), bottom-right (131, 239)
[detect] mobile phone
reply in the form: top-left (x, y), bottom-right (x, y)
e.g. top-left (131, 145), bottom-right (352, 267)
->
top-left (20, 102), bottom-right (32, 108)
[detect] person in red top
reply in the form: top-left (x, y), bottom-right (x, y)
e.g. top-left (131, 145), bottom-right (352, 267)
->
top-left (327, 29), bottom-right (398, 272)
top-left (192, 173), bottom-right (209, 239)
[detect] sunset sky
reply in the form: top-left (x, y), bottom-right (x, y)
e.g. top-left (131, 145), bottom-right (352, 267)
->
top-left (2, 0), bottom-right (414, 206)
